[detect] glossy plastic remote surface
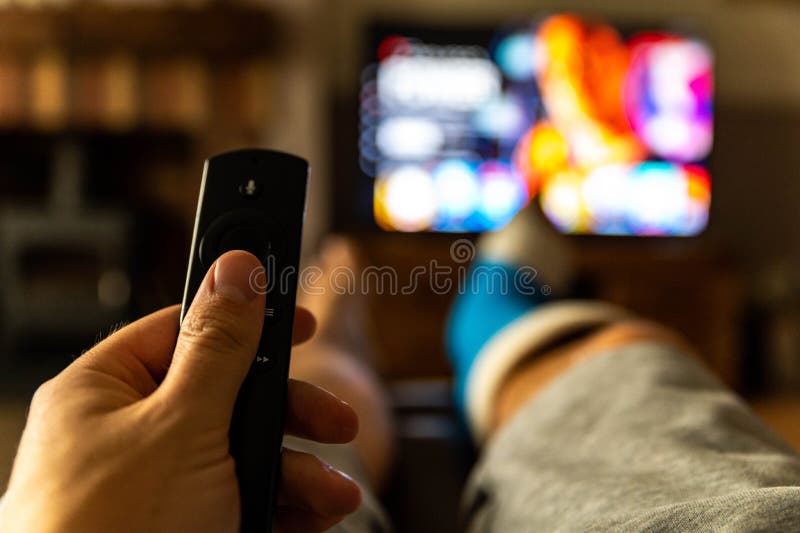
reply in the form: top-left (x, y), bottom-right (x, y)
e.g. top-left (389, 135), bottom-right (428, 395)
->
top-left (180, 148), bottom-right (308, 532)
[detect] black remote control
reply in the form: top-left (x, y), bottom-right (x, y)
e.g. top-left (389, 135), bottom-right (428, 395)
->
top-left (180, 149), bottom-right (309, 532)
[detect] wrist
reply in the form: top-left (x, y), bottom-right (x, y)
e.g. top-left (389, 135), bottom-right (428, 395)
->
top-left (0, 482), bottom-right (76, 533)
top-left (1, 489), bottom-right (42, 533)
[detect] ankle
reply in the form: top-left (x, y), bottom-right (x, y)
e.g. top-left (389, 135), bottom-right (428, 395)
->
top-left (491, 337), bottom-right (588, 434)
top-left (490, 320), bottom-right (692, 436)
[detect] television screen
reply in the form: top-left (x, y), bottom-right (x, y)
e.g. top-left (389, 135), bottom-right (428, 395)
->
top-left (359, 14), bottom-right (713, 235)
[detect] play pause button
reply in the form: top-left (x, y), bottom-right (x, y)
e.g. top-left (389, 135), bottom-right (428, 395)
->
top-left (254, 353), bottom-right (274, 371)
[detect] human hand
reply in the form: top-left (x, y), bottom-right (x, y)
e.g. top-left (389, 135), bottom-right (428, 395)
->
top-left (0, 251), bottom-right (361, 533)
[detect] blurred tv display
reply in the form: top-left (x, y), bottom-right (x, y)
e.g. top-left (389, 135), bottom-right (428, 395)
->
top-left (360, 14), bottom-right (713, 235)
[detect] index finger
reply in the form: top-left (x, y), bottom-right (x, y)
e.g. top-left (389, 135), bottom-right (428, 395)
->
top-left (284, 379), bottom-right (359, 444)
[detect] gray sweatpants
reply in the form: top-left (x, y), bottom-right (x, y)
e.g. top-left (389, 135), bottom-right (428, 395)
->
top-left (288, 343), bottom-right (800, 532)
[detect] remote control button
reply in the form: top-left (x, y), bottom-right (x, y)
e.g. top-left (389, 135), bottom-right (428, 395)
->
top-left (217, 225), bottom-right (271, 263)
top-left (198, 210), bottom-right (286, 270)
top-left (239, 178), bottom-right (261, 198)
top-left (253, 352), bottom-right (275, 369)
top-left (263, 305), bottom-right (281, 323)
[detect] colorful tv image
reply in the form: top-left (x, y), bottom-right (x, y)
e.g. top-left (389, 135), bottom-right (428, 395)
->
top-left (360, 15), bottom-right (713, 235)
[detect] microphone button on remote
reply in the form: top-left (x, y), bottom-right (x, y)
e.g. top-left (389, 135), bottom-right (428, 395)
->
top-left (239, 177), bottom-right (261, 198)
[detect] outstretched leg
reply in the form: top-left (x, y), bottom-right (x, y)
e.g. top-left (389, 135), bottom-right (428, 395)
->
top-left (286, 237), bottom-right (394, 532)
top-left (446, 208), bottom-right (800, 531)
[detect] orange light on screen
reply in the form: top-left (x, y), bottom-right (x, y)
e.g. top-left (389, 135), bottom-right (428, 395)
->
top-left (537, 15), bottom-right (631, 132)
top-left (529, 122), bottom-right (569, 176)
top-left (685, 165), bottom-right (711, 202)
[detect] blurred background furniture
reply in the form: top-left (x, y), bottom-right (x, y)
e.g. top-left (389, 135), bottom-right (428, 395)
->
top-left (0, 3), bottom-right (282, 346)
top-left (0, 141), bottom-right (130, 352)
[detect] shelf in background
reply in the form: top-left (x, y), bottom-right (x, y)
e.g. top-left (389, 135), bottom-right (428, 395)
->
top-left (0, 4), bottom-right (281, 58)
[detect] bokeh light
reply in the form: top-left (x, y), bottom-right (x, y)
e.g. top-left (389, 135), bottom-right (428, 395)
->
top-left (374, 165), bottom-right (437, 231)
top-left (624, 35), bottom-right (713, 162)
top-left (376, 116), bottom-right (445, 159)
top-left (433, 159), bottom-right (481, 222)
top-left (540, 170), bottom-right (584, 233)
top-left (493, 32), bottom-right (542, 81)
top-left (477, 160), bottom-right (529, 227)
top-left (472, 93), bottom-right (527, 140)
top-left (539, 161), bottom-right (712, 235)
top-left (364, 14), bottom-right (713, 235)
top-left (528, 122), bottom-right (568, 176)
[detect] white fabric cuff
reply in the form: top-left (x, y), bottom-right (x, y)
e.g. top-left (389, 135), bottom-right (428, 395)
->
top-left (465, 301), bottom-right (631, 442)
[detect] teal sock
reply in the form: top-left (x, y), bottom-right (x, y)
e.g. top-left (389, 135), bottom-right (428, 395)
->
top-left (445, 257), bottom-right (550, 415)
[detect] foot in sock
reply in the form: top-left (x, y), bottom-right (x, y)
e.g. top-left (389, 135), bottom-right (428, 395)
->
top-left (445, 205), bottom-right (628, 440)
top-left (446, 205), bottom-right (574, 411)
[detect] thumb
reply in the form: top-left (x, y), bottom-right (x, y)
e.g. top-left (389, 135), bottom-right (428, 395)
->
top-left (160, 250), bottom-right (266, 423)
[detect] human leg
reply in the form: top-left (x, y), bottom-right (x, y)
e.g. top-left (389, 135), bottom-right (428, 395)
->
top-left (446, 209), bottom-right (800, 531)
top-left (286, 238), bottom-right (394, 532)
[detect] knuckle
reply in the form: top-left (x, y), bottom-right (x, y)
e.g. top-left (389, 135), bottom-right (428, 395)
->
top-left (179, 306), bottom-right (250, 355)
top-left (31, 378), bottom-right (57, 409)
